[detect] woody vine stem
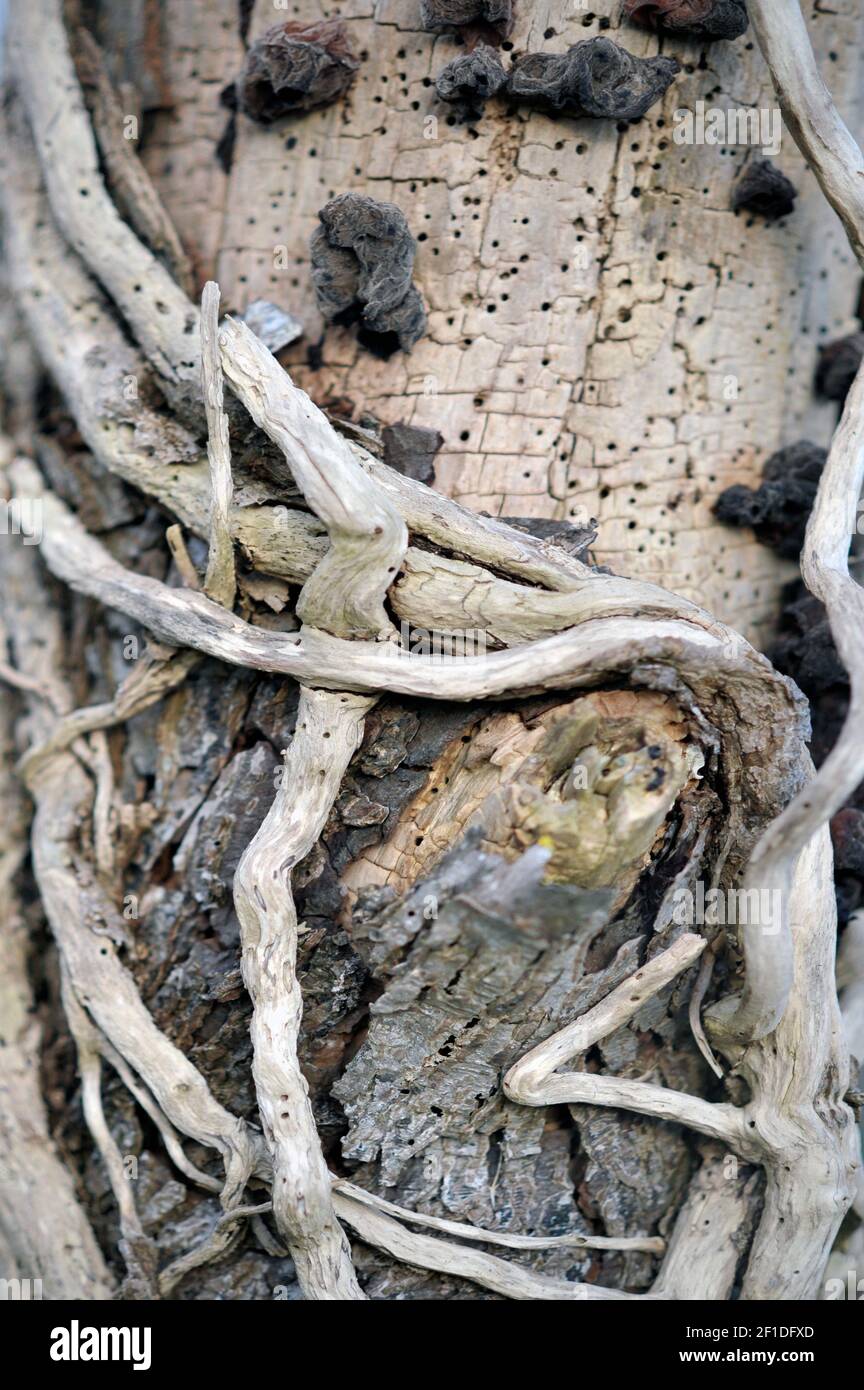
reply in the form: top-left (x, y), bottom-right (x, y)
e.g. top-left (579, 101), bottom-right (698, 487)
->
top-left (0, 0), bottom-right (861, 1300)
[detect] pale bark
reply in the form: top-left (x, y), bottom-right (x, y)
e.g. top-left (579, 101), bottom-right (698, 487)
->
top-left (146, 0), bottom-right (864, 644)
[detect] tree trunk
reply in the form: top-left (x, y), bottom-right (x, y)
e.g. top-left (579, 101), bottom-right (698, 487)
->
top-left (0, 0), bottom-right (861, 1303)
top-left (143, 0), bottom-right (864, 644)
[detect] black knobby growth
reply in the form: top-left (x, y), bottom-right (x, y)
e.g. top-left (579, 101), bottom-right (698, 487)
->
top-left (435, 44), bottom-right (508, 117)
top-left (311, 194), bottom-right (427, 355)
top-left (732, 159), bottom-right (797, 220)
top-left (229, 19), bottom-right (359, 123)
top-left (420, 0), bottom-right (513, 34)
top-left (508, 38), bottom-right (680, 121)
top-left (713, 440), bottom-right (826, 559)
top-left (624, 0), bottom-right (749, 42)
top-left (815, 332), bottom-right (864, 403)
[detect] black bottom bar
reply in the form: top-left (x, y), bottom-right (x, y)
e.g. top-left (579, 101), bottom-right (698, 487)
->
top-left (0, 1293), bottom-right (851, 1376)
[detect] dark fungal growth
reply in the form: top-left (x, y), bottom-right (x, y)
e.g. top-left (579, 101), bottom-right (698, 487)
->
top-left (435, 44), bottom-right (507, 117)
top-left (624, 0), bottom-right (749, 40)
top-left (310, 193), bottom-right (427, 356)
top-left (718, 438), bottom-right (864, 923)
top-left (731, 159), bottom-right (797, 220)
top-left (830, 808), bottom-right (864, 886)
top-left (226, 20), bottom-right (359, 123)
top-left (713, 440), bottom-right (826, 560)
top-left (731, 433), bottom-right (864, 927)
top-left (815, 331), bottom-right (864, 402)
top-left (770, 585), bottom-right (847, 708)
top-left (420, 0), bottom-right (513, 35)
top-left (768, 578), bottom-right (863, 922)
top-left (508, 38), bottom-right (680, 122)
top-left (382, 423), bottom-right (443, 485)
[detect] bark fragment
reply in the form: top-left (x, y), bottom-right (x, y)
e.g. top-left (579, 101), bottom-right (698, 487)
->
top-left (769, 584), bottom-right (862, 922)
top-left (382, 423), bottom-right (443, 485)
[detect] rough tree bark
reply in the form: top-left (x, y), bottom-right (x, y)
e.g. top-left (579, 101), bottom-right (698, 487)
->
top-left (0, 0), bottom-right (861, 1304)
